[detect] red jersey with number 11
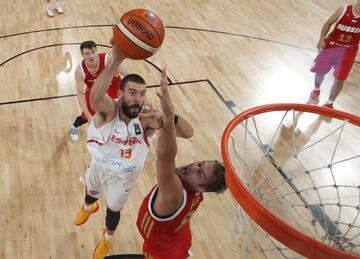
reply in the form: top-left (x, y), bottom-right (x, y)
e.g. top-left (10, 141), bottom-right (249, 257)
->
top-left (326, 5), bottom-right (360, 52)
top-left (137, 186), bottom-right (203, 259)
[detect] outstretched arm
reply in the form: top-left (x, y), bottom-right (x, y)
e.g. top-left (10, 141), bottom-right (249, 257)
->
top-left (153, 68), bottom-right (184, 215)
top-left (90, 39), bottom-right (126, 117)
top-left (106, 53), bottom-right (131, 77)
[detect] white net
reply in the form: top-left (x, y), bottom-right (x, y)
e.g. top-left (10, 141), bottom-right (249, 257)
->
top-left (225, 107), bottom-right (360, 258)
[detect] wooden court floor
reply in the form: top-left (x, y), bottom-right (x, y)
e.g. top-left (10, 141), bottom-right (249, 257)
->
top-left (1, 0), bottom-right (360, 258)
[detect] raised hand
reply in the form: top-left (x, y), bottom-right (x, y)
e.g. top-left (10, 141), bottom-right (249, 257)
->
top-left (156, 68), bottom-right (175, 117)
top-left (139, 107), bottom-right (163, 130)
top-left (109, 37), bottom-right (128, 63)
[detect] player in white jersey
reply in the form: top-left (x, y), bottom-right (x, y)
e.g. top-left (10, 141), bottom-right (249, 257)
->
top-left (73, 38), bottom-right (194, 259)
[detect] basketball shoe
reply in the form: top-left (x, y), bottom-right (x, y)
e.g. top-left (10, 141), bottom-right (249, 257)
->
top-left (309, 89), bottom-right (320, 105)
top-left (93, 231), bottom-right (112, 259)
top-left (46, 5), bottom-right (54, 17)
top-left (69, 125), bottom-right (80, 142)
top-left (74, 202), bottom-right (99, 226)
top-left (322, 102), bottom-right (334, 109)
top-left (55, 1), bottom-right (64, 14)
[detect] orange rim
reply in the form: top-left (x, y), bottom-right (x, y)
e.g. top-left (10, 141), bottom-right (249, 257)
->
top-left (221, 103), bottom-right (360, 259)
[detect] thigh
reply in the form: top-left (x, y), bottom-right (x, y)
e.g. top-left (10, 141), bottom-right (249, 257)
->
top-left (84, 160), bottom-right (105, 198)
top-left (334, 52), bottom-right (356, 81)
top-left (105, 175), bottom-right (137, 211)
top-left (85, 89), bottom-right (95, 116)
top-left (310, 48), bottom-right (336, 75)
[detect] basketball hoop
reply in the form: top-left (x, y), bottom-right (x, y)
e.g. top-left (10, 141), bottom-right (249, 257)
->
top-left (222, 103), bottom-right (360, 258)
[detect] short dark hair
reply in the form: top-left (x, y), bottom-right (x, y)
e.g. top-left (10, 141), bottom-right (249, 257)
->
top-left (121, 74), bottom-right (146, 91)
top-left (201, 161), bottom-right (227, 193)
top-left (80, 40), bottom-right (97, 54)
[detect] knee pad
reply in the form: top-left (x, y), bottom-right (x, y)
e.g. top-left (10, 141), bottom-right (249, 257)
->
top-left (106, 208), bottom-right (121, 231)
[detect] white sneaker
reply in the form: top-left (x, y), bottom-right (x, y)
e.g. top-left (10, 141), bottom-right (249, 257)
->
top-left (55, 3), bottom-right (64, 14)
top-left (70, 126), bottom-right (80, 142)
top-left (46, 6), bottom-right (54, 17)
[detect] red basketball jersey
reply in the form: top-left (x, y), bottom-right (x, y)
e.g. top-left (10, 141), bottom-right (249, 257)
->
top-left (137, 186), bottom-right (204, 259)
top-left (80, 53), bottom-right (107, 88)
top-left (79, 53), bottom-right (121, 117)
top-left (326, 5), bottom-right (360, 51)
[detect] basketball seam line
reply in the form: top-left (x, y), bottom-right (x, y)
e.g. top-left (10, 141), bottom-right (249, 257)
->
top-left (116, 23), bottom-right (159, 54)
top-left (115, 26), bottom-right (151, 58)
top-left (113, 29), bottom-right (141, 59)
top-left (121, 13), bottom-right (162, 42)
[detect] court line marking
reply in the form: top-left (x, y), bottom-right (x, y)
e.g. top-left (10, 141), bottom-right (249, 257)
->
top-left (0, 24), bottom-right (358, 64)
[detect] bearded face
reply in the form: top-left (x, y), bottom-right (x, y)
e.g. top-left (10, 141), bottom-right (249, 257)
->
top-left (121, 99), bottom-right (143, 118)
top-left (120, 80), bottom-right (146, 119)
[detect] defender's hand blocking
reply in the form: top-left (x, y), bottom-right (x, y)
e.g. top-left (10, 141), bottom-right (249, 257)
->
top-left (139, 108), bottom-right (163, 130)
top-left (157, 68), bottom-right (175, 117)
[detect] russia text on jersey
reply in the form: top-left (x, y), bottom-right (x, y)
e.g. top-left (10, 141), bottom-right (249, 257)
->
top-left (336, 24), bottom-right (360, 33)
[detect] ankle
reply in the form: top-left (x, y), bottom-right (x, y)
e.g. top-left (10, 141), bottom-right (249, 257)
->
top-left (83, 203), bottom-right (93, 211)
top-left (325, 100), bottom-right (334, 104)
top-left (105, 231), bottom-right (113, 241)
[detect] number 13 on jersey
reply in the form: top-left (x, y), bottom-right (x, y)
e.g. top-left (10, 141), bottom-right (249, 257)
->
top-left (120, 149), bottom-right (132, 159)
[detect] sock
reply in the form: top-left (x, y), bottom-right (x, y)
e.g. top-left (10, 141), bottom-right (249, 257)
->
top-left (46, 2), bottom-right (52, 9)
top-left (73, 116), bottom-right (88, 128)
top-left (56, 0), bottom-right (61, 4)
top-left (325, 100), bottom-right (334, 104)
top-left (83, 203), bottom-right (92, 211)
top-left (105, 231), bottom-right (113, 241)
top-left (314, 88), bottom-right (320, 92)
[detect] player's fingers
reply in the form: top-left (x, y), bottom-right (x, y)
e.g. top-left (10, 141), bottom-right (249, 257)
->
top-left (156, 92), bottom-right (164, 100)
top-left (139, 113), bottom-right (156, 119)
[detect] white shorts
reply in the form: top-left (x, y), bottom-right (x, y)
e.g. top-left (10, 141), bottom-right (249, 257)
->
top-left (84, 158), bottom-right (139, 211)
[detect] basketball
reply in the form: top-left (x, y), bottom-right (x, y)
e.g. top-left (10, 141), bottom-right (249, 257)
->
top-left (113, 9), bottom-right (165, 60)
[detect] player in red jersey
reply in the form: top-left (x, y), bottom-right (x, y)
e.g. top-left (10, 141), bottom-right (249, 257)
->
top-left (309, 2), bottom-right (360, 109)
top-left (136, 68), bottom-right (227, 259)
top-left (69, 40), bottom-right (129, 142)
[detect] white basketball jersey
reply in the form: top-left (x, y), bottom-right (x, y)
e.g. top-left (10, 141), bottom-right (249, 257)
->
top-left (86, 106), bottom-right (150, 175)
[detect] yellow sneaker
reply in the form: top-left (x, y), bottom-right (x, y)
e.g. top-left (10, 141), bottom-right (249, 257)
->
top-left (93, 235), bottom-right (112, 259)
top-left (74, 202), bottom-right (99, 226)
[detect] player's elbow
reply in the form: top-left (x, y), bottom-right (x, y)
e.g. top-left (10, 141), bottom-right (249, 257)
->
top-left (183, 127), bottom-right (194, 139)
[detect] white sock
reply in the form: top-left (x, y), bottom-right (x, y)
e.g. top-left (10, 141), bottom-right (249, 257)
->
top-left (105, 232), bottom-right (113, 241)
top-left (46, 2), bottom-right (52, 9)
top-left (326, 100), bottom-right (334, 104)
top-left (83, 203), bottom-right (92, 211)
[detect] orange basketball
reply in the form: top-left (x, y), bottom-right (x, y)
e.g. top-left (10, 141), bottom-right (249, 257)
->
top-left (113, 9), bottom-right (165, 60)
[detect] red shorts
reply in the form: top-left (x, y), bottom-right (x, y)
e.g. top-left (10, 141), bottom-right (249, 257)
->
top-left (81, 74), bottom-right (121, 120)
top-left (142, 228), bottom-right (192, 259)
top-left (310, 47), bottom-right (357, 81)
top-left (143, 244), bottom-right (190, 259)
